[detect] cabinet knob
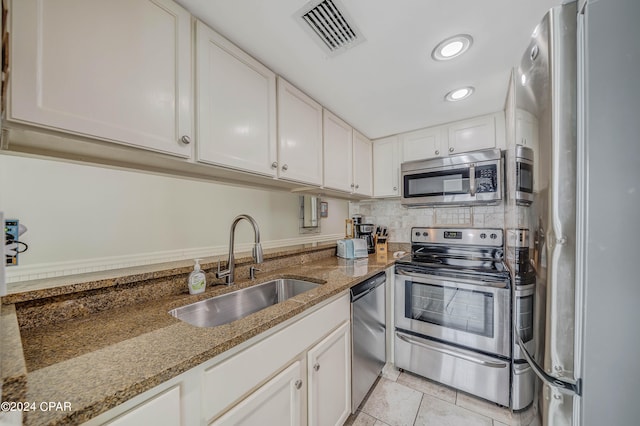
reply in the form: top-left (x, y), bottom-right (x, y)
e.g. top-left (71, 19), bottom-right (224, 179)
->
top-left (449, 147), bottom-right (454, 153)
top-left (271, 161), bottom-right (278, 169)
top-left (313, 363), bottom-right (320, 372)
top-left (350, 183), bottom-right (355, 188)
top-left (393, 186), bottom-right (398, 191)
top-left (180, 135), bottom-right (191, 145)
top-left (282, 164), bottom-right (288, 171)
top-left (355, 184), bottom-right (359, 189)
top-left (294, 379), bottom-right (303, 390)
top-left (435, 150), bottom-right (439, 155)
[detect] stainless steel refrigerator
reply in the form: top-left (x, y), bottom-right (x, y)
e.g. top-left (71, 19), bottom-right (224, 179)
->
top-left (512, 1), bottom-right (640, 425)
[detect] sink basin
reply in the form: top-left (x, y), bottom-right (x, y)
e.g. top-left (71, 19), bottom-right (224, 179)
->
top-left (169, 278), bottom-right (321, 328)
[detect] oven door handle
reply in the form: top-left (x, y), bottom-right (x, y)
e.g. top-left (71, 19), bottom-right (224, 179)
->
top-left (396, 331), bottom-right (508, 369)
top-left (469, 163), bottom-right (476, 196)
top-left (395, 269), bottom-right (509, 289)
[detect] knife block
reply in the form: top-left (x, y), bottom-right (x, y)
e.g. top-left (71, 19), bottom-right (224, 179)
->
top-left (375, 236), bottom-right (388, 262)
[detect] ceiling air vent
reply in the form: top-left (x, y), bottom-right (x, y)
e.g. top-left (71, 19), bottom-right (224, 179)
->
top-left (297, 0), bottom-right (365, 56)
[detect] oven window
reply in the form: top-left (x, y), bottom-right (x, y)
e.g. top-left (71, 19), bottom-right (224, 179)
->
top-left (516, 295), bottom-right (534, 342)
top-left (405, 281), bottom-right (494, 338)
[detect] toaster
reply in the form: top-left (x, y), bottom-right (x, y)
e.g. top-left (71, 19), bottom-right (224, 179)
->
top-left (336, 238), bottom-right (368, 259)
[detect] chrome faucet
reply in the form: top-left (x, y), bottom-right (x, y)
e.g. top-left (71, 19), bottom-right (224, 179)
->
top-left (216, 214), bottom-right (263, 285)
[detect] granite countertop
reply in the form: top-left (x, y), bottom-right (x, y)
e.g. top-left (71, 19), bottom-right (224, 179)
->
top-left (2, 249), bottom-right (398, 425)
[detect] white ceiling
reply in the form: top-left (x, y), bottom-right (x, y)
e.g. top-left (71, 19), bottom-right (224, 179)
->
top-left (176, 0), bottom-right (563, 139)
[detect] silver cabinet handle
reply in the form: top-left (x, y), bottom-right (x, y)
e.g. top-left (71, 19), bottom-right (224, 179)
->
top-left (435, 150), bottom-right (440, 155)
top-left (294, 379), bottom-right (302, 390)
top-left (282, 164), bottom-right (288, 171)
top-left (313, 363), bottom-right (320, 372)
top-left (469, 163), bottom-right (476, 196)
top-left (449, 146), bottom-right (454, 153)
top-left (396, 331), bottom-right (508, 368)
top-left (180, 135), bottom-right (191, 145)
top-left (271, 162), bottom-right (278, 169)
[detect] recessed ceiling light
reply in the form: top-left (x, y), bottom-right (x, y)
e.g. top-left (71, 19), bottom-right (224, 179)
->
top-left (432, 34), bottom-right (473, 61)
top-left (445, 87), bottom-right (474, 102)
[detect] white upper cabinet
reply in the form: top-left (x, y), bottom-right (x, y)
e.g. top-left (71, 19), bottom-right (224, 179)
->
top-left (323, 110), bottom-right (353, 192)
top-left (352, 130), bottom-right (373, 197)
top-left (373, 136), bottom-right (401, 197)
top-left (401, 126), bottom-right (445, 161)
top-left (277, 77), bottom-right (323, 186)
top-left (447, 114), bottom-right (498, 154)
top-left (9, 0), bottom-right (192, 157)
top-left (195, 21), bottom-right (277, 176)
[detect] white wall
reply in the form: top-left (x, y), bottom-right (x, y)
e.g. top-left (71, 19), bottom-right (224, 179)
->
top-left (0, 155), bottom-right (347, 283)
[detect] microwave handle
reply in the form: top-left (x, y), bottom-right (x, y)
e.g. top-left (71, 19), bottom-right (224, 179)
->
top-left (469, 163), bottom-right (476, 196)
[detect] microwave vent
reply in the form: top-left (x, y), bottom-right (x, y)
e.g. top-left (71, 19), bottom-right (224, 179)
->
top-left (297, 0), bottom-right (365, 55)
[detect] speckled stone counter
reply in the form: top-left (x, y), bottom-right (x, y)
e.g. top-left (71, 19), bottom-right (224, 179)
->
top-left (1, 244), bottom-right (399, 425)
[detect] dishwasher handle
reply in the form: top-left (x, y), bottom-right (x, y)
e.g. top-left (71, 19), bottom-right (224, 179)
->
top-left (351, 272), bottom-right (386, 302)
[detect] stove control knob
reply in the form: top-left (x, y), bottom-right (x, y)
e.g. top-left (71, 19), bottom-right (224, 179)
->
top-left (490, 233), bottom-right (497, 239)
top-left (480, 233), bottom-right (487, 239)
top-left (415, 231), bottom-right (421, 237)
top-left (422, 232), bottom-right (428, 237)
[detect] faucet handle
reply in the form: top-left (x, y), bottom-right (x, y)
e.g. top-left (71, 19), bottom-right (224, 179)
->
top-left (215, 258), bottom-right (229, 279)
top-left (249, 266), bottom-right (261, 280)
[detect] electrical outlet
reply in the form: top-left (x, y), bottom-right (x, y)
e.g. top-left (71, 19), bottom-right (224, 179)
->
top-left (5, 219), bottom-right (19, 266)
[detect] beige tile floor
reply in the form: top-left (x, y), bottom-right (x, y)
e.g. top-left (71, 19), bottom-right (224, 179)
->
top-left (345, 365), bottom-right (539, 426)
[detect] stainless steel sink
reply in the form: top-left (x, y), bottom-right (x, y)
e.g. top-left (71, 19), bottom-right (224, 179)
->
top-left (169, 278), bottom-right (321, 328)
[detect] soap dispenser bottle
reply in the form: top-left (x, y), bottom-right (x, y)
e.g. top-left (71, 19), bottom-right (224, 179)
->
top-left (188, 259), bottom-right (206, 295)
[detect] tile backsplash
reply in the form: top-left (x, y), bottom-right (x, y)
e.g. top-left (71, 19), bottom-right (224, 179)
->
top-left (349, 199), bottom-right (505, 243)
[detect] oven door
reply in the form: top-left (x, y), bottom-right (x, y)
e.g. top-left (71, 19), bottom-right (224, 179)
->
top-left (395, 268), bottom-right (511, 357)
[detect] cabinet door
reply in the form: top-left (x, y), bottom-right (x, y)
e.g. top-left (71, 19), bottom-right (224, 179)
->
top-left (277, 78), bottom-right (323, 185)
top-left (401, 127), bottom-right (444, 161)
top-left (352, 130), bottom-right (373, 196)
top-left (323, 110), bottom-right (353, 192)
top-left (10, 0), bottom-right (192, 157)
top-left (210, 361), bottom-right (304, 426)
top-left (447, 115), bottom-right (496, 154)
top-left (107, 386), bottom-right (180, 426)
top-left (372, 136), bottom-right (400, 197)
top-left (195, 21), bottom-right (277, 176)
top-left (307, 322), bottom-right (351, 426)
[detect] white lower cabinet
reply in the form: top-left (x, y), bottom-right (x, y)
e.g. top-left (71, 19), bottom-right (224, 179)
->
top-left (307, 322), bottom-right (351, 426)
top-left (106, 386), bottom-right (181, 426)
top-left (210, 361), bottom-right (304, 426)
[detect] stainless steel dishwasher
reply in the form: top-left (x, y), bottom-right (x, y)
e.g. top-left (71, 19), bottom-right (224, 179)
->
top-left (351, 271), bottom-right (386, 412)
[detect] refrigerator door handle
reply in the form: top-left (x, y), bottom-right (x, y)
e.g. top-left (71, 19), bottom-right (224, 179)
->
top-left (516, 332), bottom-right (582, 396)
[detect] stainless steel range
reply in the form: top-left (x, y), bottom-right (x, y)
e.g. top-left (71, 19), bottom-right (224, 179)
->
top-left (394, 227), bottom-right (533, 408)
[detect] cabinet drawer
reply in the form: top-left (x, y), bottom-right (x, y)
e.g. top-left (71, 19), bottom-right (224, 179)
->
top-left (202, 294), bottom-right (349, 421)
top-left (106, 385), bottom-right (180, 426)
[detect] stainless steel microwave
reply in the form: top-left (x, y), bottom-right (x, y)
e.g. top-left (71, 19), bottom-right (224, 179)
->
top-left (515, 145), bottom-right (534, 205)
top-left (401, 149), bottom-right (503, 206)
